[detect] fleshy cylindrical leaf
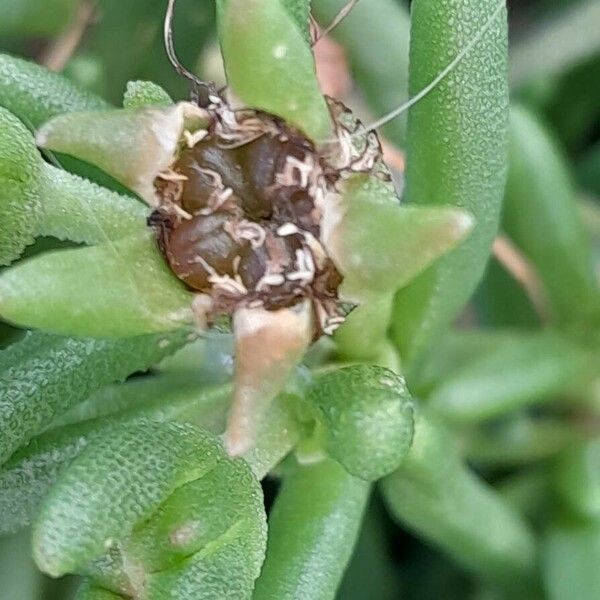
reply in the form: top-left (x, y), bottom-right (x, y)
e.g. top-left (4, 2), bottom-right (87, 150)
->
top-left (382, 411), bottom-right (537, 588)
top-left (38, 164), bottom-right (149, 243)
top-left (326, 173), bottom-right (475, 300)
top-left (0, 105), bottom-right (149, 255)
top-left (0, 232), bottom-right (195, 337)
top-left (0, 330), bottom-right (189, 466)
top-left (0, 53), bottom-right (108, 128)
top-left (392, 0), bottom-right (509, 367)
top-left (254, 458), bottom-right (369, 600)
top-left (0, 106), bottom-right (41, 264)
top-left (216, 0), bottom-right (332, 142)
top-left (36, 104), bottom-right (208, 205)
top-left (33, 421), bottom-right (223, 577)
top-left (304, 365), bottom-right (414, 481)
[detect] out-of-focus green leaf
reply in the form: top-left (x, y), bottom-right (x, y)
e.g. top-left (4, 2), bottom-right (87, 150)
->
top-left (76, 581), bottom-right (123, 600)
top-left (543, 522), bottom-right (600, 600)
top-left (392, 0), bottom-right (509, 368)
top-left (466, 418), bottom-right (576, 467)
top-left (555, 439), bottom-right (600, 519)
top-left (473, 256), bottom-right (541, 328)
top-left (312, 0), bottom-right (410, 144)
top-left (382, 411), bottom-right (537, 588)
top-left (0, 330), bottom-right (188, 465)
top-left (577, 142), bottom-right (600, 196)
top-left (0, 232), bottom-right (194, 337)
top-left (510, 0), bottom-right (600, 87)
top-left (0, 0), bottom-right (77, 37)
top-left (0, 530), bottom-right (44, 599)
top-left (337, 502), bottom-right (403, 600)
top-left (428, 330), bottom-right (593, 423)
top-left (82, 0), bottom-right (214, 103)
top-left (253, 458), bottom-right (369, 600)
top-left (303, 365), bottom-right (414, 481)
top-left (216, 0), bottom-right (332, 142)
top-left (0, 54), bottom-right (108, 129)
top-left (410, 329), bottom-right (523, 395)
top-left (504, 105), bottom-right (600, 326)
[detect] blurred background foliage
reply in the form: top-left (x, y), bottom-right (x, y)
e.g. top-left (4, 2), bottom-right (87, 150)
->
top-left (0, 0), bottom-right (599, 598)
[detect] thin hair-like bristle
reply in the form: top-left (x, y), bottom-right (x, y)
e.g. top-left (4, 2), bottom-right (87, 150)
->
top-left (164, 0), bottom-right (217, 105)
top-left (359, 0), bottom-right (505, 136)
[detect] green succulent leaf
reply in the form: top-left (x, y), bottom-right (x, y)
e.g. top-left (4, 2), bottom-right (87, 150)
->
top-left (333, 291), bottom-right (397, 366)
top-left (36, 104), bottom-right (199, 203)
top-left (37, 164), bottom-right (149, 244)
top-left (0, 329), bottom-right (189, 466)
top-left (123, 458), bottom-right (266, 600)
top-left (0, 105), bottom-right (149, 257)
top-left (76, 581), bottom-right (123, 600)
top-left (123, 80), bottom-right (173, 109)
top-left (0, 232), bottom-right (195, 337)
top-left (216, 0), bottom-right (332, 142)
top-left (303, 365), bottom-right (414, 481)
top-left (333, 174), bottom-right (475, 299)
top-left (0, 380), bottom-right (229, 536)
top-left (33, 421), bottom-right (222, 577)
top-left (0, 419), bottom-right (124, 536)
top-left (254, 458), bottom-right (369, 600)
top-left (0, 54), bottom-right (108, 129)
top-left (427, 330), bottom-right (593, 423)
top-left (382, 411), bottom-right (537, 588)
top-left (281, 0), bottom-right (311, 40)
top-left (392, 0), bottom-right (509, 368)
top-left (33, 419), bottom-right (267, 600)
top-left (0, 106), bottom-right (42, 265)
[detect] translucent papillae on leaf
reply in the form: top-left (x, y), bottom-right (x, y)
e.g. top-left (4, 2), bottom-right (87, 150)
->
top-left (32, 420), bottom-right (267, 598)
top-left (303, 365), bottom-right (415, 481)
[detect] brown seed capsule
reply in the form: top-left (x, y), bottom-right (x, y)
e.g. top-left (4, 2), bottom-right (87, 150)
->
top-left (151, 105), bottom-right (348, 333)
top-left (162, 213), bottom-right (245, 291)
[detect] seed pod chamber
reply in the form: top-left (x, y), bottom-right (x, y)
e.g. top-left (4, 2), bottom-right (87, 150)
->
top-left (149, 97), bottom-right (381, 339)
